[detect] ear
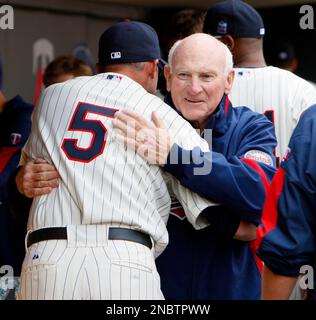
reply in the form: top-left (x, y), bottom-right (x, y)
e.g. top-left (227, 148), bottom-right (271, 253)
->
top-left (220, 35), bottom-right (235, 51)
top-left (164, 65), bottom-right (172, 92)
top-left (224, 69), bottom-right (235, 95)
top-left (146, 60), bottom-right (157, 79)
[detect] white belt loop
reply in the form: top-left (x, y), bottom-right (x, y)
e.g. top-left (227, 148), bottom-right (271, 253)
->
top-left (67, 225), bottom-right (108, 247)
top-left (24, 229), bottom-right (32, 252)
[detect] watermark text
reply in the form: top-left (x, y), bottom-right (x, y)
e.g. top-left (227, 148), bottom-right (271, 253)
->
top-left (0, 5), bottom-right (14, 30)
top-left (300, 5), bottom-right (314, 29)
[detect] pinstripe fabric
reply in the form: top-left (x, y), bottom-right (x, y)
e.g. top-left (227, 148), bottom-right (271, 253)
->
top-left (18, 238), bottom-right (163, 300)
top-left (229, 66), bottom-right (316, 158)
top-left (18, 73), bottom-right (214, 300)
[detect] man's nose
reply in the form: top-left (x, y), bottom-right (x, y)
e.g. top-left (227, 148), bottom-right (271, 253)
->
top-left (187, 77), bottom-right (203, 95)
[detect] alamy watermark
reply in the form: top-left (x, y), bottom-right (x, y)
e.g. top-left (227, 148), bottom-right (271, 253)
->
top-left (113, 122), bottom-right (213, 176)
top-left (0, 5), bottom-right (14, 30)
top-left (0, 265), bottom-right (14, 291)
top-left (299, 265), bottom-right (314, 290)
top-left (299, 5), bottom-right (314, 29)
top-left (0, 265), bottom-right (19, 300)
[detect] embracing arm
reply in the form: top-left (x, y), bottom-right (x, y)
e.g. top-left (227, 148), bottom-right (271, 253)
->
top-left (7, 158), bottom-right (59, 220)
top-left (15, 158), bottom-right (59, 198)
top-left (164, 114), bottom-right (276, 226)
top-left (113, 109), bottom-right (263, 240)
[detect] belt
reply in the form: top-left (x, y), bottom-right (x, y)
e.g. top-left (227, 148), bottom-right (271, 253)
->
top-left (27, 227), bottom-right (152, 249)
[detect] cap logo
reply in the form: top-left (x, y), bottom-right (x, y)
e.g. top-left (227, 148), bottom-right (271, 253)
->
top-left (260, 28), bottom-right (265, 35)
top-left (110, 52), bottom-right (121, 59)
top-left (217, 21), bottom-right (227, 34)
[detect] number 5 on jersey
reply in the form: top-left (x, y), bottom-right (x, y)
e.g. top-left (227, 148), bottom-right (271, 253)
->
top-left (61, 102), bottom-right (118, 163)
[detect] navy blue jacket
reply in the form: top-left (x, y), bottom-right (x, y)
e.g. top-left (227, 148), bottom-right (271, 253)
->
top-left (156, 94), bottom-right (277, 299)
top-left (0, 96), bottom-right (33, 275)
top-left (257, 105), bottom-right (316, 288)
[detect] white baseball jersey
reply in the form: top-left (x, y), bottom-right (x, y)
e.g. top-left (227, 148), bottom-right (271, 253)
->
top-left (19, 72), bottom-right (214, 300)
top-left (229, 66), bottom-right (316, 159)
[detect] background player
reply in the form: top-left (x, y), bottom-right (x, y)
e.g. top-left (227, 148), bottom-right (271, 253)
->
top-left (0, 64), bottom-right (33, 300)
top-left (203, 0), bottom-right (316, 160)
top-left (257, 104), bottom-right (316, 300)
top-left (265, 40), bottom-right (299, 72)
top-left (264, 39), bottom-right (316, 90)
top-left (43, 55), bottom-right (93, 87)
top-left (157, 8), bottom-right (206, 97)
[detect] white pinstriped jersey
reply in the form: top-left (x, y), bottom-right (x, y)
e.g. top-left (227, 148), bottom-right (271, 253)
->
top-left (21, 72), bottom-right (213, 257)
top-left (229, 66), bottom-right (316, 159)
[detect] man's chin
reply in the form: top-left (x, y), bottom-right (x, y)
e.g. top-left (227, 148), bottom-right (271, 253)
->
top-left (182, 109), bottom-right (205, 119)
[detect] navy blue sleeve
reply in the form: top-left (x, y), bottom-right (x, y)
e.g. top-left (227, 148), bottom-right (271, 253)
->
top-left (1, 96), bottom-right (33, 223)
top-left (164, 112), bottom-right (276, 226)
top-left (257, 105), bottom-right (316, 277)
top-left (0, 96), bottom-right (33, 273)
top-left (201, 205), bottom-right (241, 238)
top-left (7, 165), bottom-right (32, 223)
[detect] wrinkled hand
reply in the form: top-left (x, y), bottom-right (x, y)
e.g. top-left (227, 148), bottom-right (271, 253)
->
top-left (113, 110), bottom-right (173, 166)
top-left (16, 159), bottom-right (60, 198)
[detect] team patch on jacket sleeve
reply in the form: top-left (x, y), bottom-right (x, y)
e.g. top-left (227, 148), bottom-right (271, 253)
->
top-left (244, 150), bottom-right (273, 166)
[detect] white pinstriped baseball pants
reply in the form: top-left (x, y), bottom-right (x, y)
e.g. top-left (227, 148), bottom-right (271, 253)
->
top-left (18, 225), bottom-right (164, 300)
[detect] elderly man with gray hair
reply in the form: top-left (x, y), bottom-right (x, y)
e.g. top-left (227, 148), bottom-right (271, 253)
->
top-left (113, 33), bottom-right (277, 299)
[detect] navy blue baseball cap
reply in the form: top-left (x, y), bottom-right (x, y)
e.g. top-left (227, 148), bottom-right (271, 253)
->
top-left (98, 21), bottom-right (165, 69)
top-left (203, 0), bottom-right (265, 39)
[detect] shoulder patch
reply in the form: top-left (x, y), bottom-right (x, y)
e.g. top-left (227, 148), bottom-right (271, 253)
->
top-left (244, 150), bottom-right (273, 166)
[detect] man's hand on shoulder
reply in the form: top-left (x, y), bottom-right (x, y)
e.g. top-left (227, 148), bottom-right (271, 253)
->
top-left (113, 110), bottom-right (173, 165)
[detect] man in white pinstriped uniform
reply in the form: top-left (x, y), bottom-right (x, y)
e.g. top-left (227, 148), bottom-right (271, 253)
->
top-left (203, 0), bottom-right (316, 160)
top-left (17, 21), bottom-right (216, 300)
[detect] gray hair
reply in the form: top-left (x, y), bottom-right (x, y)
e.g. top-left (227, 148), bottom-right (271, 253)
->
top-left (222, 45), bottom-right (233, 75)
top-left (168, 37), bottom-right (233, 75)
top-left (168, 40), bottom-right (182, 72)
top-left (100, 61), bottom-right (147, 73)
top-left (126, 62), bottom-right (147, 70)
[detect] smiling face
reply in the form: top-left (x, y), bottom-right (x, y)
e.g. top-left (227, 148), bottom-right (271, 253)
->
top-left (165, 34), bottom-right (234, 130)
